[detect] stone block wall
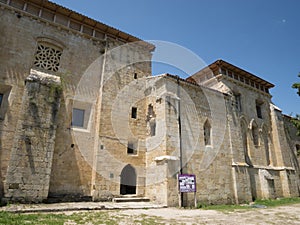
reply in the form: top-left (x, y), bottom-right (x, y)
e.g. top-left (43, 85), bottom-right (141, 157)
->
top-left (92, 39), bottom-right (152, 199)
top-left (0, 1), bottom-right (153, 202)
top-left (4, 70), bottom-right (61, 203)
top-left (0, 0), bottom-right (299, 205)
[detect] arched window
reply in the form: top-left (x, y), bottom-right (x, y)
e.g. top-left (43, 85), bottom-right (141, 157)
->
top-left (204, 120), bottom-right (211, 146)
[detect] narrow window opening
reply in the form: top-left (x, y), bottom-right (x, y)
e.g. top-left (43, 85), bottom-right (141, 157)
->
top-left (233, 93), bottom-right (242, 112)
top-left (256, 105), bottom-right (262, 118)
top-left (255, 100), bottom-right (263, 119)
top-left (296, 144), bottom-right (300, 157)
top-left (127, 143), bottom-right (137, 155)
top-left (241, 121), bottom-right (252, 165)
top-left (204, 120), bottom-right (211, 146)
top-left (72, 108), bottom-right (85, 127)
top-left (0, 93), bottom-right (3, 107)
top-left (252, 124), bottom-right (259, 147)
top-left (147, 104), bottom-right (156, 136)
top-left (263, 128), bottom-right (271, 165)
top-left (134, 73), bottom-right (137, 79)
top-left (131, 107), bottom-right (137, 119)
top-left (127, 143), bottom-right (134, 154)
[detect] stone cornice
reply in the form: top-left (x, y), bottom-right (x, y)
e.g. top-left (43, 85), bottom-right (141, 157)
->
top-left (0, 0), bottom-right (154, 51)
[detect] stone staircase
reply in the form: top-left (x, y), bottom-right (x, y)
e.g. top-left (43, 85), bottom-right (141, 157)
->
top-left (112, 195), bottom-right (150, 203)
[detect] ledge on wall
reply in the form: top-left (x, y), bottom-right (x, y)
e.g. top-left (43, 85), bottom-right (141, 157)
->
top-left (154, 155), bottom-right (179, 162)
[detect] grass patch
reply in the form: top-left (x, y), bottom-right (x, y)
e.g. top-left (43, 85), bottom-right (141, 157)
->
top-left (0, 211), bottom-right (69, 225)
top-left (0, 211), bottom-right (167, 225)
top-left (254, 197), bottom-right (300, 207)
top-left (197, 197), bottom-right (300, 211)
top-left (197, 204), bottom-right (248, 211)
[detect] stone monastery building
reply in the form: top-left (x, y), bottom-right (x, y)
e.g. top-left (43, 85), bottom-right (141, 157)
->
top-left (0, 0), bottom-right (300, 206)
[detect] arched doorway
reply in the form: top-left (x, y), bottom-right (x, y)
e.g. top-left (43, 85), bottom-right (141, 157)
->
top-left (120, 164), bottom-right (136, 195)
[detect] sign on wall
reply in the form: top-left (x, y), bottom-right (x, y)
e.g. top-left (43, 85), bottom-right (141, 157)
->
top-left (178, 174), bottom-right (196, 193)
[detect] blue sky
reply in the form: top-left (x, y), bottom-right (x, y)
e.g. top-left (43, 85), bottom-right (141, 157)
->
top-left (52, 0), bottom-right (300, 115)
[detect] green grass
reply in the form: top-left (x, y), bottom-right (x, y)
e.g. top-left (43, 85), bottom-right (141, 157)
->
top-left (0, 211), bottom-right (69, 225)
top-left (254, 197), bottom-right (300, 207)
top-left (197, 203), bottom-right (249, 211)
top-left (1, 197), bottom-right (300, 224)
top-left (197, 197), bottom-right (300, 211)
top-left (0, 211), bottom-right (166, 225)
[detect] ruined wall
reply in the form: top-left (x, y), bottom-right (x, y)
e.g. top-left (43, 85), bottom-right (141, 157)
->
top-left (4, 70), bottom-right (61, 203)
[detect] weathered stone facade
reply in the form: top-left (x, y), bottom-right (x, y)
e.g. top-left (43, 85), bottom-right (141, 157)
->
top-left (0, 0), bottom-right (299, 206)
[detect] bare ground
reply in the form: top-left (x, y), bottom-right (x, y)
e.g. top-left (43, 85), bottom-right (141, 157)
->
top-left (113, 204), bottom-right (300, 224)
top-left (3, 202), bottom-right (300, 224)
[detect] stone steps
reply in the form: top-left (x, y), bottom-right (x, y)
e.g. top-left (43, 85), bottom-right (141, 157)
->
top-left (112, 196), bottom-right (150, 203)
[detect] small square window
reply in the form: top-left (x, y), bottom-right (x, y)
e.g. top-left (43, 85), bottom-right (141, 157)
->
top-left (72, 108), bottom-right (85, 127)
top-left (127, 143), bottom-right (135, 154)
top-left (131, 107), bottom-right (137, 119)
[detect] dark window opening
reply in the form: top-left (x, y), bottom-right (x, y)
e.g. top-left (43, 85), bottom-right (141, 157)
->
top-left (256, 101), bottom-right (263, 119)
top-left (296, 144), bottom-right (300, 156)
top-left (131, 107), bottom-right (137, 119)
top-left (256, 105), bottom-right (262, 118)
top-left (127, 143), bottom-right (135, 154)
top-left (252, 124), bottom-right (259, 147)
top-left (204, 120), bottom-right (211, 146)
top-left (134, 73), bottom-right (137, 79)
top-left (72, 108), bottom-right (85, 127)
top-left (233, 93), bottom-right (242, 112)
top-left (0, 94), bottom-right (3, 107)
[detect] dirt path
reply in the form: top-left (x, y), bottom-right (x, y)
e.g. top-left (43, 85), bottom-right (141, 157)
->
top-left (2, 202), bottom-right (300, 224)
top-left (116, 204), bottom-right (300, 224)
